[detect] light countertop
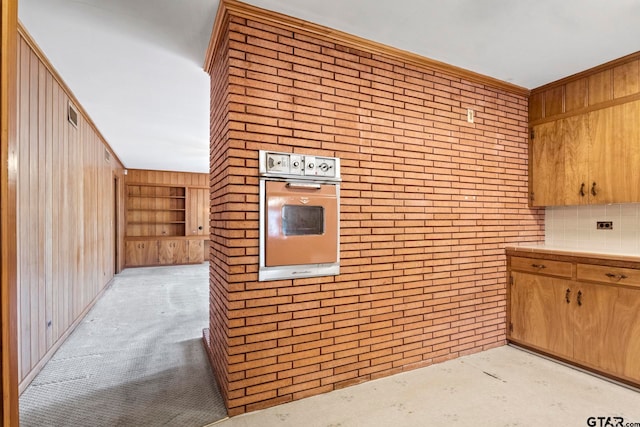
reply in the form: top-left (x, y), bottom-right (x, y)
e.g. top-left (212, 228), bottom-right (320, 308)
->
top-left (505, 243), bottom-right (640, 263)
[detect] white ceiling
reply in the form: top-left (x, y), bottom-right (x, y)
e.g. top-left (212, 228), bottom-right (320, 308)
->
top-left (18, 0), bottom-right (640, 173)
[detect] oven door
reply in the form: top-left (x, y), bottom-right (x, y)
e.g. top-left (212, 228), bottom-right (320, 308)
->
top-left (264, 180), bottom-right (338, 268)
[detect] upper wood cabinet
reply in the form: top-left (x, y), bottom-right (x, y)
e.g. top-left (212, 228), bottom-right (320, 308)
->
top-left (187, 187), bottom-right (209, 237)
top-left (589, 101), bottom-right (640, 204)
top-left (530, 100), bottom-right (640, 207)
top-left (531, 115), bottom-right (589, 206)
top-left (529, 54), bottom-right (640, 207)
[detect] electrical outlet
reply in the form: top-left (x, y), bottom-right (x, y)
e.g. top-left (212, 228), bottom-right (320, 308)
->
top-left (596, 221), bottom-right (613, 230)
top-left (467, 109), bottom-right (474, 123)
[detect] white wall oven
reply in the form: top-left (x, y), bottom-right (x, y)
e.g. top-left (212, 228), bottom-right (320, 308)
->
top-left (259, 150), bottom-right (340, 281)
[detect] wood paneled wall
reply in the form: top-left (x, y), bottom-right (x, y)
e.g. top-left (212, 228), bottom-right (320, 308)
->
top-left (530, 52), bottom-right (640, 124)
top-left (16, 28), bottom-right (125, 391)
top-left (125, 169), bottom-right (208, 187)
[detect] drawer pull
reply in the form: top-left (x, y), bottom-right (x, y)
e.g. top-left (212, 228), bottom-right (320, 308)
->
top-left (579, 182), bottom-right (585, 197)
top-left (565, 288), bottom-right (571, 304)
top-left (531, 264), bottom-right (546, 269)
top-left (577, 290), bottom-right (583, 306)
top-left (591, 182), bottom-right (597, 196)
top-left (605, 273), bottom-right (628, 281)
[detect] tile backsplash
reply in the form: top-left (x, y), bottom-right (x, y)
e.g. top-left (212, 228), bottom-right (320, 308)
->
top-left (546, 204), bottom-right (640, 253)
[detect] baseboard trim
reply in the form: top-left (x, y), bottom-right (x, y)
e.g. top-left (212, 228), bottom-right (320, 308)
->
top-left (507, 343), bottom-right (640, 393)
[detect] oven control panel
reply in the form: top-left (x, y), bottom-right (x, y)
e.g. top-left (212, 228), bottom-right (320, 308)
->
top-left (260, 150), bottom-right (340, 180)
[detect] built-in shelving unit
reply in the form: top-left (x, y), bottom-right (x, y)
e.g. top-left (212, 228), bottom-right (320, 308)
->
top-left (123, 170), bottom-right (209, 267)
top-left (126, 185), bottom-right (187, 237)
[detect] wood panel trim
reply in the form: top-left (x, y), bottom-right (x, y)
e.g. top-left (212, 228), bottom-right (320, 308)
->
top-left (531, 50), bottom-right (640, 95)
top-left (125, 181), bottom-right (208, 189)
top-left (204, 0), bottom-right (529, 96)
top-left (125, 169), bottom-right (208, 187)
top-left (125, 236), bottom-right (209, 242)
top-left (1, 0), bottom-right (19, 423)
top-left (530, 91), bottom-right (640, 126)
top-left (203, 0), bottom-right (230, 75)
top-left (17, 23), bottom-right (125, 169)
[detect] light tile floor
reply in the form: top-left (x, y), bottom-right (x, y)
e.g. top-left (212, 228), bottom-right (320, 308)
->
top-left (208, 345), bottom-right (640, 427)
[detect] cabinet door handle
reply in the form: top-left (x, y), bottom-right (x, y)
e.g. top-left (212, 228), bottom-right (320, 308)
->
top-left (577, 290), bottom-right (582, 306)
top-left (565, 288), bottom-right (571, 304)
top-left (579, 183), bottom-right (585, 197)
top-left (591, 182), bottom-right (597, 196)
top-left (605, 272), bottom-right (627, 281)
top-left (531, 263), bottom-right (546, 269)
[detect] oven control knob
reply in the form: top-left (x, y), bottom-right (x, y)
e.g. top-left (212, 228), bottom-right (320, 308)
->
top-left (293, 161), bottom-right (300, 168)
top-left (308, 163), bottom-right (314, 169)
top-left (319, 163), bottom-right (329, 172)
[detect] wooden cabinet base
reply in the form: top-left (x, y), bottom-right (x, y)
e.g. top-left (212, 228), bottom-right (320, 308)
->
top-left (507, 248), bottom-right (640, 388)
top-left (125, 238), bottom-right (208, 267)
top-left (508, 340), bottom-right (640, 390)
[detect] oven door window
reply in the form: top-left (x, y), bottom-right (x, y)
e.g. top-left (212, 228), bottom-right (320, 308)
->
top-left (282, 205), bottom-right (324, 236)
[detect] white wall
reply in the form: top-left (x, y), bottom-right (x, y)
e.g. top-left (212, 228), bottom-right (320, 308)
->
top-left (545, 204), bottom-right (640, 253)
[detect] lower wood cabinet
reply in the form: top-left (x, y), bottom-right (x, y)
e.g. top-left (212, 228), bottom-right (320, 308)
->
top-left (510, 272), bottom-right (573, 359)
top-left (159, 240), bottom-right (189, 265)
top-left (508, 251), bottom-right (640, 386)
top-left (125, 240), bottom-right (159, 267)
top-left (125, 238), bottom-right (207, 267)
top-left (188, 239), bottom-right (205, 263)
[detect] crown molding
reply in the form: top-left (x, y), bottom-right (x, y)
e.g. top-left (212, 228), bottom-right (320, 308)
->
top-left (204, 0), bottom-right (530, 97)
top-left (531, 50), bottom-right (640, 94)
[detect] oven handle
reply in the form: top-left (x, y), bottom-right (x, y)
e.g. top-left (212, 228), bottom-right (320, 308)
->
top-left (286, 182), bottom-right (322, 190)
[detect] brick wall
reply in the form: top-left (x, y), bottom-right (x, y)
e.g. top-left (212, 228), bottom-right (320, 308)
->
top-left (207, 10), bottom-right (544, 416)
top-left (207, 14), bottom-right (232, 408)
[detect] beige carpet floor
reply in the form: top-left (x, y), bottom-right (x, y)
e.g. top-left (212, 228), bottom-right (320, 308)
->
top-left (20, 264), bottom-right (226, 427)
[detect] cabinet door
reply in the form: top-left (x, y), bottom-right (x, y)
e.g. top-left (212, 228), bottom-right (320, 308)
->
top-left (573, 283), bottom-right (640, 382)
top-left (531, 121), bottom-right (563, 206)
top-left (615, 287), bottom-right (640, 381)
top-left (530, 115), bottom-right (589, 206)
top-left (509, 272), bottom-right (573, 358)
top-left (188, 239), bottom-right (205, 263)
top-left (158, 240), bottom-right (189, 265)
top-left (125, 240), bottom-right (158, 267)
top-left (589, 101), bottom-right (640, 204)
top-left (572, 282), bottom-right (619, 372)
top-left (187, 188), bottom-right (209, 236)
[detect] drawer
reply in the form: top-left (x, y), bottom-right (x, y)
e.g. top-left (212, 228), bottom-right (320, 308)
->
top-left (510, 256), bottom-right (573, 278)
top-left (577, 264), bottom-right (640, 288)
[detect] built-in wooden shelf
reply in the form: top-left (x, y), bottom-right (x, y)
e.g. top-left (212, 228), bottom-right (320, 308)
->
top-left (124, 174), bottom-right (209, 268)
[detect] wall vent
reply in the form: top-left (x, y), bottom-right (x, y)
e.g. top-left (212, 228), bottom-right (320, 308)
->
top-left (68, 102), bottom-right (78, 128)
top-left (104, 148), bottom-right (111, 163)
